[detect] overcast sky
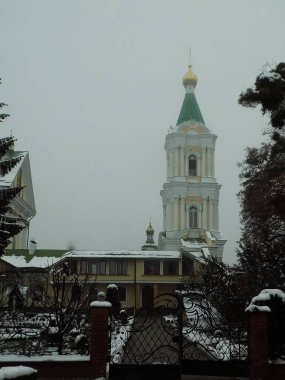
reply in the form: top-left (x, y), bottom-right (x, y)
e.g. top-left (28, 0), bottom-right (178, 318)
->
top-left (0, 1), bottom-right (284, 264)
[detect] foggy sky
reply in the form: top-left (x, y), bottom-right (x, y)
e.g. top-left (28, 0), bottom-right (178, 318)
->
top-left (0, 0), bottom-right (284, 264)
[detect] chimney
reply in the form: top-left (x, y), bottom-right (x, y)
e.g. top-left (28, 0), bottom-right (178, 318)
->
top-left (29, 239), bottom-right (37, 255)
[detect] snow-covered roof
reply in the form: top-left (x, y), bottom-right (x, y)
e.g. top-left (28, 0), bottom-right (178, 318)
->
top-left (181, 239), bottom-right (207, 248)
top-left (2, 255), bottom-right (61, 268)
top-left (0, 151), bottom-right (27, 187)
top-left (64, 250), bottom-right (181, 259)
top-left (2, 256), bottom-right (27, 268)
top-left (202, 247), bottom-right (211, 258)
top-left (183, 251), bottom-right (204, 263)
top-left (206, 231), bottom-right (216, 241)
top-left (2, 249), bottom-right (181, 269)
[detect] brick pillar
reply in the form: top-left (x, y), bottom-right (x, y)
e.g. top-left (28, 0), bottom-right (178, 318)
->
top-left (90, 301), bottom-right (112, 379)
top-left (248, 312), bottom-right (269, 380)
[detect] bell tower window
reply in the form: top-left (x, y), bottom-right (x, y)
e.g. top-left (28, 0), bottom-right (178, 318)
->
top-left (188, 155), bottom-right (197, 176)
top-left (189, 206), bottom-right (198, 228)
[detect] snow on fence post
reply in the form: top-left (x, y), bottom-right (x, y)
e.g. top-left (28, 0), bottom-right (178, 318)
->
top-left (0, 366), bottom-right (37, 380)
top-left (246, 291), bottom-right (272, 380)
top-left (90, 294), bottom-right (112, 379)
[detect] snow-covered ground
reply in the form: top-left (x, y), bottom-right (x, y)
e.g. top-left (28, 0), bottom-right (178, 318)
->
top-left (110, 317), bottom-right (133, 364)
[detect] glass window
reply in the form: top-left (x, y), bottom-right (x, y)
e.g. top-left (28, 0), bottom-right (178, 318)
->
top-left (69, 260), bottom-right (77, 274)
top-left (99, 260), bottom-right (106, 275)
top-left (117, 260), bottom-right (128, 275)
top-left (90, 261), bottom-right (98, 274)
top-left (189, 155), bottom-right (197, 176)
top-left (144, 260), bottom-right (160, 275)
top-left (109, 260), bottom-right (128, 275)
top-left (189, 206), bottom-right (198, 228)
top-left (80, 260), bottom-right (87, 274)
top-left (163, 260), bottom-right (179, 276)
top-left (109, 260), bottom-right (116, 275)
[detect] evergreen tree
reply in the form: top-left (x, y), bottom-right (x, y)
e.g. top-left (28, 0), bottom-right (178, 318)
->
top-left (237, 63), bottom-right (285, 295)
top-left (184, 257), bottom-right (248, 326)
top-left (0, 79), bottom-right (25, 255)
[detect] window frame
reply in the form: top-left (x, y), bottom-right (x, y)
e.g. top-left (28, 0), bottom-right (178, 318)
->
top-left (109, 260), bottom-right (128, 275)
top-left (144, 260), bottom-right (160, 275)
top-left (163, 260), bottom-right (179, 276)
top-left (188, 154), bottom-right (197, 176)
top-left (189, 205), bottom-right (198, 228)
top-left (80, 260), bottom-right (87, 274)
top-left (99, 260), bottom-right (106, 275)
top-left (80, 259), bottom-right (106, 275)
top-left (89, 260), bottom-right (98, 275)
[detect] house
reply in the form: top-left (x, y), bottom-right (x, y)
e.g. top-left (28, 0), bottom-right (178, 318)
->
top-left (0, 249), bottom-right (66, 310)
top-left (61, 248), bottom-right (182, 309)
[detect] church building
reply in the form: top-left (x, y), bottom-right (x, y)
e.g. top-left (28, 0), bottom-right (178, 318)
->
top-left (159, 64), bottom-right (226, 261)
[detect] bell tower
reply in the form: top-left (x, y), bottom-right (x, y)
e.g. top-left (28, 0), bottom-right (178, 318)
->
top-left (159, 65), bottom-right (226, 259)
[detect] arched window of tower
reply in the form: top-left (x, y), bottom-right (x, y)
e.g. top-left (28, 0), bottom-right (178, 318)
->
top-left (189, 205), bottom-right (198, 228)
top-left (188, 154), bottom-right (197, 176)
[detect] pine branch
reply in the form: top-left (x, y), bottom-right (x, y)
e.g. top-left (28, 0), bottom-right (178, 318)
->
top-left (0, 114), bottom-right (9, 122)
top-left (0, 156), bottom-right (22, 175)
top-left (0, 137), bottom-right (17, 158)
top-left (0, 187), bottom-right (23, 206)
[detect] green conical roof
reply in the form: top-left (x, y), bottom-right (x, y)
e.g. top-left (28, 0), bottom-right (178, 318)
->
top-left (176, 92), bottom-right (205, 125)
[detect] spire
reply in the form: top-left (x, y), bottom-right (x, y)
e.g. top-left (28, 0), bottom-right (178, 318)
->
top-left (146, 222), bottom-right (155, 244)
top-left (141, 222), bottom-right (157, 251)
top-left (176, 65), bottom-right (205, 126)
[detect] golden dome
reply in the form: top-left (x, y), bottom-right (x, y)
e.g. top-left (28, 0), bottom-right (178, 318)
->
top-left (146, 223), bottom-right (154, 234)
top-left (182, 65), bottom-right (198, 87)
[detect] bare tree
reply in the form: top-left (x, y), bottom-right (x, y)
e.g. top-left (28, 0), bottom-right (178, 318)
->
top-left (42, 261), bottom-right (97, 354)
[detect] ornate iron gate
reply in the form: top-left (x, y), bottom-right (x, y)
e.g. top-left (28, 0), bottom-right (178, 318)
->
top-left (180, 291), bottom-right (249, 377)
top-left (109, 292), bottom-right (249, 379)
top-left (110, 293), bottom-right (181, 365)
